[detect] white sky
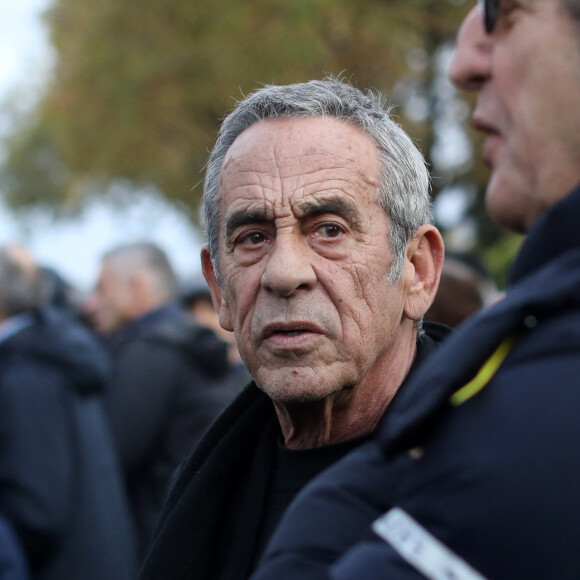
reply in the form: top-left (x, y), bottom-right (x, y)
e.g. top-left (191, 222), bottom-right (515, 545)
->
top-left (0, 0), bottom-right (204, 292)
top-left (0, 0), bottom-right (52, 89)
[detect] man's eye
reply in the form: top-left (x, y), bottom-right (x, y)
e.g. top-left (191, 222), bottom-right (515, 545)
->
top-left (316, 224), bottom-right (344, 239)
top-left (240, 232), bottom-right (267, 246)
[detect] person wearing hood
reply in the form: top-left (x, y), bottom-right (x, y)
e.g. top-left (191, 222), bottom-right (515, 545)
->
top-left (83, 241), bottom-right (242, 558)
top-left (0, 245), bottom-right (136, 579)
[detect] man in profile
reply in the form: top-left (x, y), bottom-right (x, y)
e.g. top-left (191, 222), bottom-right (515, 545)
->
top-left (250, 1), bottom-right (580, 579)
top-left (140, 78), bottom-right (447, 580)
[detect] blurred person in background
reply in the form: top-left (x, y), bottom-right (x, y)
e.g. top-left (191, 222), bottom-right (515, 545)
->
top-left (0, 245), bottom-right (136, 580)
top-left (38, 266), bottom-right (85, 316)
top-left (83, 241), bottom-right (242, 557)
top-left (181, 276), bottom-right (248, 373)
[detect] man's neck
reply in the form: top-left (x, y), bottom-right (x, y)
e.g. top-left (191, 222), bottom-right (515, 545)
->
top-left (273, 338), bottom-right (417, 450)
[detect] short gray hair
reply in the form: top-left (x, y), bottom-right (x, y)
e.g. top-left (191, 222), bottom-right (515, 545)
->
top-left (0, 246), bottom-right (45, 317)
top-left (202, 77), bottom-right (432, 285)
top-left (103, 242), bottom-right (177, 300)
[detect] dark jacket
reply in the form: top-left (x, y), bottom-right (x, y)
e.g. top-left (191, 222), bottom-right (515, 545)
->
top-left (257, 183), bottom-right (580, 580)
top-left (0, 515), bottom-right (29, 580)
top-left (0, 307), bottom-right (136, 580)
top-left (139, 322), bottom-right (450, 580)
top-left (103, 303), bottom-right (245, 556)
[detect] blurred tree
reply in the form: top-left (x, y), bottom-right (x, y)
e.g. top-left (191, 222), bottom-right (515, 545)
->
top-left (1, 0), bottom-right (468, 212)
top-left (1, 0), bottom-right (516, 285)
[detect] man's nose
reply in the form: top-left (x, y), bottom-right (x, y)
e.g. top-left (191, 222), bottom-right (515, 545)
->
top-left (261, 233), bottom-right (317, 297)
top-left (449, 5), bottom-right (492, 92)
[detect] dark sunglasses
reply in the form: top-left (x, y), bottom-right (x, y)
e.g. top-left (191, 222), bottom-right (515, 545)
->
top-left (479, 0), bottom-right (499, 33)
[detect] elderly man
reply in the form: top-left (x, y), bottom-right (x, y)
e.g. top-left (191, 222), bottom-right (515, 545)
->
top-left (140, 78), bottom-right (446, 580)
top-left (249, 1), bottom-right (580, 579)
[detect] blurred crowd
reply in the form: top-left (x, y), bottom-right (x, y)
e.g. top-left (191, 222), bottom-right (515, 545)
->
top-left (0, 242), bottom-right (248, 580)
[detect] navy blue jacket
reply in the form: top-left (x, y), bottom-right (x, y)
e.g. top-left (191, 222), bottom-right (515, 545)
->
top-left (0, 307), bottom-right (136, 580)
top-left (253, 183), bottom-right (580, 580)
top-left (0, 515), bottom-right (29, 580)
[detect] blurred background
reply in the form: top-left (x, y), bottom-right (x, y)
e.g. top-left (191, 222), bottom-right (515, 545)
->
top-left (0, 0), bottom-right (522, 293)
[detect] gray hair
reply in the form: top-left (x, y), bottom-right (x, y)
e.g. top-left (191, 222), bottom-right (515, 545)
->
top-left (103, 242), bottom-right (177, 300)
top-left (0, 246), bottom-right (45, 317)
top-left (202, 77), bottom-right (432, 285)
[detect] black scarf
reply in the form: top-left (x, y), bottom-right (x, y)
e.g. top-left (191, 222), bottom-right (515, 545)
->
top-left (140, 385), bottom-right (279, 580)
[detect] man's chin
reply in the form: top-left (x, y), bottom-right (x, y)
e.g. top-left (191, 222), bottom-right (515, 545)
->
top-left (255, 373), bottom-right (343, 406)
top-left (266, 388), bottom-right (335, 406)
top-left (252, 360), bottom-right (355, 405)
top-left (485, 173), bottom-right (529, 234)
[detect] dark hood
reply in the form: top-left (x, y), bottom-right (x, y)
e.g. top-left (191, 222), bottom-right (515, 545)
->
top-left (0, 307), bottom-right (110, 395)
top-left (509, 182), bottom-right (580, 285)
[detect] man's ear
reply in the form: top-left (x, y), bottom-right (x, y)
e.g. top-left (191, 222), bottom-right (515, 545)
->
top-left (201, 245), bottom-right (234, 332)
top-left (403, 224), bottom-right (445, 322)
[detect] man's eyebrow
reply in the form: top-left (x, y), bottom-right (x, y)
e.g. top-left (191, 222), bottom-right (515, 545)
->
top-left (224, 196), bottom-right (363, 239)
top-left (225, 209), bottom-right (270, 239)
top-left (298, 197), bottom-right (361, 222)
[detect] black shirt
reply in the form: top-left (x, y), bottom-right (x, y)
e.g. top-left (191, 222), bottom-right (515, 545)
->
top-left (252, 434), bottom-right (372, 568)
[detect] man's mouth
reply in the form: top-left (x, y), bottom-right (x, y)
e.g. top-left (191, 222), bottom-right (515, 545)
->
top-left (472, 114), bottom-right (499, 136)
top-left (472, 114), bottom-right (502, 167)
top-left (260, 322), bottom-right (324, 341)
top-left (276, 330), bottom-right (305, 337)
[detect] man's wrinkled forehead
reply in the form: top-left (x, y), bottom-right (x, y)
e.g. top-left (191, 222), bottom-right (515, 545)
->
top-left (217, 117), bottom-right (382, 237)
top-left (220, 118), bottom-right (371, 174)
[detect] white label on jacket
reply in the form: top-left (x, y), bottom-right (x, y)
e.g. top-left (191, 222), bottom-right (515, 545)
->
top-left (372, 508), bottom-right (487, 580)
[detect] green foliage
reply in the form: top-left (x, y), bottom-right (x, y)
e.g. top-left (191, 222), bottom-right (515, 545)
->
top-left (0, 114), bottom-right (70, 212)
top-left (1, 0), bottom-right (472, 218)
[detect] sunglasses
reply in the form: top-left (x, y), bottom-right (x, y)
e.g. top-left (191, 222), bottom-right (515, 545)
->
top-left (478, 0), bottom-right (499, 33)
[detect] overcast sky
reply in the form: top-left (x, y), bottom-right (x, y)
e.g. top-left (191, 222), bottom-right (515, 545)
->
top-left (0, 0), bottom-right (52, 90)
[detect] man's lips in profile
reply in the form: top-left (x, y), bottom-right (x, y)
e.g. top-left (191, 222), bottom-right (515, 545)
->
top-left (472, 113), bottom-right (502, 167)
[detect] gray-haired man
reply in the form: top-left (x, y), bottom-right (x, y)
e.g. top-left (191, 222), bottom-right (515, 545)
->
top-left (140, 78), bottom-right (446, 580)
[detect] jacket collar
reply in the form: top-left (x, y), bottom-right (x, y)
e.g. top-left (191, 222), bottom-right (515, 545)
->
top-left (509, 182), bottom-right (580, 286)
